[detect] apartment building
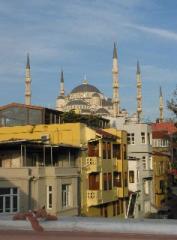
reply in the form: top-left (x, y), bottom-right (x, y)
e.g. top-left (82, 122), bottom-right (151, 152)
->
top-left (0, 123), bottom-right (128, 218)
top-left (83, 128), bottom-right (129, 217)
top-left (108, 116), bottom-right (153, 218)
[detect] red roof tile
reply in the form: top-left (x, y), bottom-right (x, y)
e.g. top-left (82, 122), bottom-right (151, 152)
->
top-left (151, 122), bottom-right (177, 134)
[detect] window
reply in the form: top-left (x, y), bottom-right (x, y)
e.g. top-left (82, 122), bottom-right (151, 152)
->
top-left (144, 181), bottom-right (149, 195)
top-left (113, 172), bottom-right (122, 187)
top-left (137, 170), bottom-right (139, 182)
top-left (141, 132), bottom-right (145, 144)
top-left (142, 156), bottom-right (146, 170)
top-left (123, 144), bottom-right (127, 159)
top-left (124, 172), bottom-right (128, 187)
top-left (47, 186), bottom-right (52, 209)
top-left (0, 188), bottom-right (18, 213)
top-left (103, 173), bottom-right (107, 190)
top-left (160, 180), bottom-right (165, 193)
top-left (89, 173), bottom-right (100, 190)
top-left (102, 142), bottom-right (106, 159)
top-left (159, 161), bottom-right (163, 175)
top-left (108, 173), bottom-right (112, 190)
top-left (107, 142), bottom-right (111, 159)
top-left (127, 133), bottom-right (135, 144)
top-left (62, 184), bottom-right (71, 208)
top-left (129, 171), bottom-right (134, 183)
top-left (103, 173), bottom-right (112, 190)
top-left (113, 144), bottom-right (120, 159)
top-left (88, 141), bottom-right (99, 157)
top-left (102, 142), bottom-right (112, 159)
top-left (149, 156), bottom-right (153, 170)
top-left (147, 133), bottom-right (150, 144)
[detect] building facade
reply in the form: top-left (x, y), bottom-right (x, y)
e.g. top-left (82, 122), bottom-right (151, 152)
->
top-left (0, 123), bottom-right (128, 218)
top-left (108, 116), bottom-right (153, 218)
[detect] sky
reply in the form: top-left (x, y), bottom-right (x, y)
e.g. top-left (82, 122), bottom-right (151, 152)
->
top-left (0, 0), bottom-right (177, 121)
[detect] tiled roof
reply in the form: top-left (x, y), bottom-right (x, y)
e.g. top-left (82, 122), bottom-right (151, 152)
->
top-left (151, 122), bottom-right (177, 134)
top-left (152, 131), bottom-right (169, 139)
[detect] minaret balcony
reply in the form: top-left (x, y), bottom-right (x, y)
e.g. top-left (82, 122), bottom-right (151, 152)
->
top-left (137, 95), bottom-right (142, 100)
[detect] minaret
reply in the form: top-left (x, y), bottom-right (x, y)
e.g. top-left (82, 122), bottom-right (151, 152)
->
top-left (136, 60), bottom-right (142, 123)
top-left (56, 70), bottom-right (65, 111)
top-left (25, 53), bottom-right (31, 105)
top-left (60, 70), bottom-right (65, 96)
top-left (112, 42), bottom-right (120, 117)
top-left (159, 86), bottom-right (164, 123)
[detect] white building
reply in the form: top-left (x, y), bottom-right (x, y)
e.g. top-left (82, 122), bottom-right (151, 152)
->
top-left (108, 116), bottom-right (154, 218)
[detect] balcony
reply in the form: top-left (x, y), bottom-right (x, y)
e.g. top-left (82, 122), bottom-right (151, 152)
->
top-left (0, 166), bottom-right (79, 180)
top-left (114, 187), bottom-right (129, 198)
top-left (85, 157), bottom-right (101, 173)
top-left (87, 189), bottom-right (118, 207)
top-left (142, 169), bottom-right (153, 179)
top-left (87, 190), bottom-right (102, 206)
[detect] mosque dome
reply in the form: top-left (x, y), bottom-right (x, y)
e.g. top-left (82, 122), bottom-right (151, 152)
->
top-left (70, 82), bottom-right (101, 94)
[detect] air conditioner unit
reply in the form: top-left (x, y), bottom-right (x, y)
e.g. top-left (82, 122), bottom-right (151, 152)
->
top-left (41, 134), bottom-right (50, 143)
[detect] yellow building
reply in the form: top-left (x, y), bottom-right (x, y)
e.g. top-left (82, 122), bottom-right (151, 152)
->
top-left (0, 123), bottom-right (128, 217)
top-left (152, 153), bottom-right (169, 209)
top-left (81, 127), bottom-right (128, 217)
top-left (152, 131), bottom-right (170, 210)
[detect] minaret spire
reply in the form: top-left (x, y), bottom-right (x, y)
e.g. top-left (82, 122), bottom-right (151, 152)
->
top-left (25, 53), bottom-right (31, 105)
top-left (112, 42), bottom-right (120, 117)
top-left (136, 60), bottom-right (142, 122)
top-left (159, 86), bottom-right (164, 123)
top-left (60, 70), bottom-right (65, 96)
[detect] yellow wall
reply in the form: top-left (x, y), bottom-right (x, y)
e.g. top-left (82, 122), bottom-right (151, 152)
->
top-left (153, 154), bottom-right (169, 209)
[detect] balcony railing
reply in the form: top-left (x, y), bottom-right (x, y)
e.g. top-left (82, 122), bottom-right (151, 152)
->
top-left (87, 190), bottom-right (102, 206)
top-left (87, 189), bottom-right (118, 207)
top-left (142, 169), bottom-right (153, 179)
top-left (85, 157), bottom-right (101, 173)
top-left (0, 166), bottom-right (79, 179)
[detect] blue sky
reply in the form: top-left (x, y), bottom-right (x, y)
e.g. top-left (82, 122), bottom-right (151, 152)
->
top-left (0, 0), bottom-right (177, 121)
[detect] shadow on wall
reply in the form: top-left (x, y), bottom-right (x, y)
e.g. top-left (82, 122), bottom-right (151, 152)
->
top-left (0, 176), bottom-right (37, 214)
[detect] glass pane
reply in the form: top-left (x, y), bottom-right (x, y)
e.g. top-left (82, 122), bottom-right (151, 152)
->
top-left (13, 188), bottom-right (17, 194)
top-left (13, 196), bottom-right (17, 212)
top-left (49, 193), bottom-right (52, 208)
top-left (5, 196), bottom-right (10, 212)
top-left (0, 197), bottom-right (3, 212)
top-left (0, 188), bottom-right (10, 195)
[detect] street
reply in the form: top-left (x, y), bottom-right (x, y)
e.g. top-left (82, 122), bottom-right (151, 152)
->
top-left (0, 230), bottom-right (177, 240)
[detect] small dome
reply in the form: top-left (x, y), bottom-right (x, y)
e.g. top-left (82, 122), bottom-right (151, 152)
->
top-left (71, 83), bottom-right (101, 94)
top-left (102, 99), bottom-right (113, 106)
top-left (92, 93), bottom-right (100, 97)
top-left (96, 108), bottom-right (109, 114)
top-left (66, 99), bottom-right (88, 106)
top-left (57, 95), bottom-right (65, 99)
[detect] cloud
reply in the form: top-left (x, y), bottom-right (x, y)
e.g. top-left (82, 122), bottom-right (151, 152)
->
top-left (126, 24), bottom-right (177, 42)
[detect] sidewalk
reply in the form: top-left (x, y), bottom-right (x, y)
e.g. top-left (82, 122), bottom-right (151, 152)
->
top-left (0, 215), bottom-right (177, 235)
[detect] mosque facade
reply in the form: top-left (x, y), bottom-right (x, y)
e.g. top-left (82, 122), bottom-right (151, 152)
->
top-left (55, 44), bottom-right (130, 118)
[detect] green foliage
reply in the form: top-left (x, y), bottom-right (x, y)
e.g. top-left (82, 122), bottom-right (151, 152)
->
top-left (60, 110), bottom-right (107, 128)
top-left (167, 85), bottom-right (177, 117)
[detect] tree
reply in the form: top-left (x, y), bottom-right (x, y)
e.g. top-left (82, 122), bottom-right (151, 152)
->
top-left (167, 85), bottom-right (177, 117)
